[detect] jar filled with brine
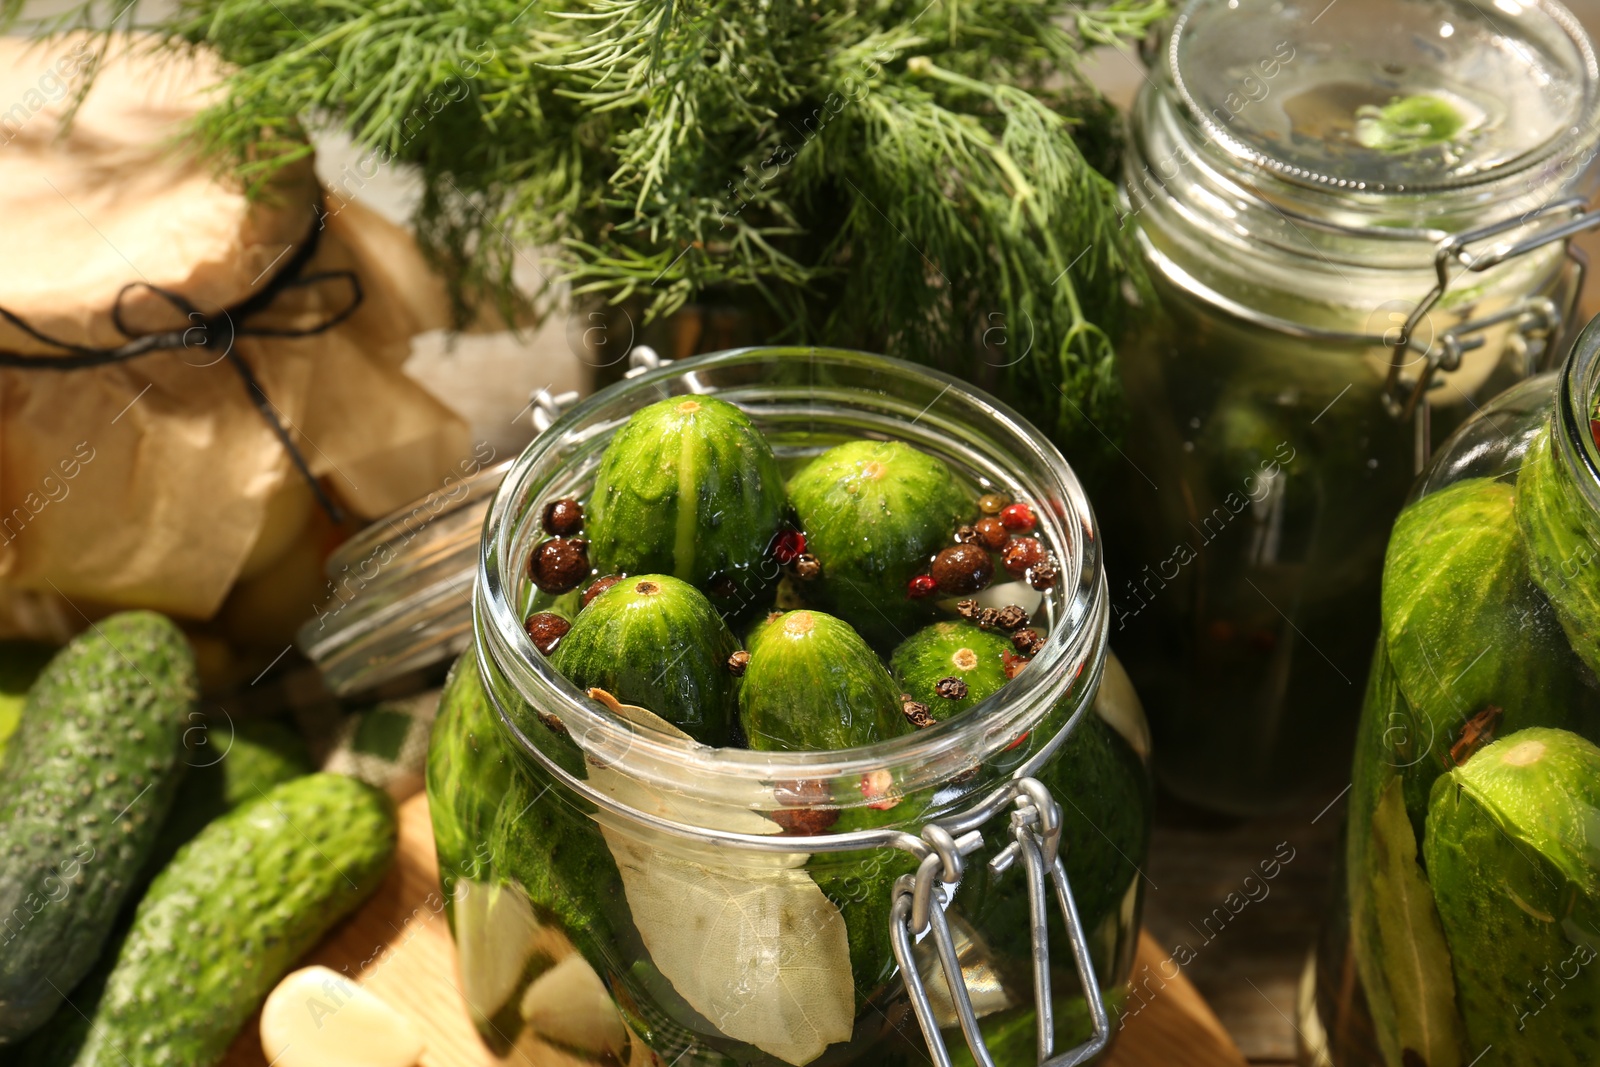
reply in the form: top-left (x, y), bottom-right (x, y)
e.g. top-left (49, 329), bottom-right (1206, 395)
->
top-left (1305, 310), bottom-right (1600, 1065)
top-left (426, 348), bottom-right (1153, 1067)
top-left (1105, 0), bottom-right (1600, 814)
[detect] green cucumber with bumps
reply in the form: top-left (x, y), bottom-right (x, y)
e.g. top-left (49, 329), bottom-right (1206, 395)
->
top-left (551, 574), bottom-right (741, 744)
top-left (1424, 728), bottom-right (1600, 1067)
top-left (140, 717), bottom-right (311, 886)
top-left (1380, 478), bottom-right (1589, 827)
top-left (1517, 425), bottom-right (1600, 677)
top-left (890, 621), bottom-right (1013, 721)
top-left (35, 773), bottom-right (395, 1067)
top-left (586, 395), bottom-right (786, 612)
top-left (787, 441), bottom-right (975, 643)
top-left (0, 612), bottom-right (196, 1044)
top-left (738, 610), bottom-right (910, 751)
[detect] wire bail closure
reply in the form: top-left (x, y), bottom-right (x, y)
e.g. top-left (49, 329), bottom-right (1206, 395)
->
top-left (890, 776), bottom-right (1109, 1067)
top-left (1383, 197), bottom-right (1600, 423)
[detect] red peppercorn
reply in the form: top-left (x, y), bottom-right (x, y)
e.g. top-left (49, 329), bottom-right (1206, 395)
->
top-left (973, 517), bottom-right (1009, 551)
top-left (525, 612), bottom-right (571, 655)
top-left (541, 498), bottom-right (584, 536)
top-left (931, 544), bottom-right (994, 596)
top-left (907, 574), bottom-right (939, 599)
top-left (1592, 418), bottom-right (1600, 451)
top-left (1002, 537), bottom-right (1046, 577)
top-left (581, 574), bottom-right (625, 608)
top-left (771, 529), bottom-right (807, 565)
top-left (531, 537), bottom-right (589, 593)
top-left (999, 503), bottom-right (1037, 532)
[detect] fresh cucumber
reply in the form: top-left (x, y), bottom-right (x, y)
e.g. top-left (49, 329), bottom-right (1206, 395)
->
top-left (586, 395), bottom-right (787, 614)
top-left (0, 612), bottom-right (196, 1044)
top-left (140, 717), bottom-right (311, 886)
top-left (551, 575), bottom-right (741, 744)
top-left (890, 621), bottom-right (1013, 721)
top-left (738, 610), bottom-right (909, 751)
top-left (787, 440), bottom-right (974, 644)
top-left (34, 773), bottom-right (395, 1067)
top-left (1425, 728), bottom-right (1600, 1067)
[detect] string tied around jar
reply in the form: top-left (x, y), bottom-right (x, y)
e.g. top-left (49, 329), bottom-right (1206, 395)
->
top-left (0, 197), bottom-right (362, 523)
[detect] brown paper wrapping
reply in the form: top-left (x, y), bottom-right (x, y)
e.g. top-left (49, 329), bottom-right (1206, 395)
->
top-left (0, 35), bottom-right (468, 637)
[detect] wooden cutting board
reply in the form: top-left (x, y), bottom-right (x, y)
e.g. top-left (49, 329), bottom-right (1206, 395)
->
top-left (222, 794), bottom-right (1246, 1067)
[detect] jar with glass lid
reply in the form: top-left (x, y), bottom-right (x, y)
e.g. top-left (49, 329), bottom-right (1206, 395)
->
top-left (1303, 310), bottom-right (1600, 1066)
top-left (424, 348), bottom-right (1153, 1067)
top-left (1104, 0), bottom-right (1600, 815)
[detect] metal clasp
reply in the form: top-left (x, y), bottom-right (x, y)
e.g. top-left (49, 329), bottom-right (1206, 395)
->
top-left (890, 777), bottom-right (1109, 1067)
top-left (527, 346), bottom-right (667, 432)
top-left (1384, 198), bottom-right (1600, 422)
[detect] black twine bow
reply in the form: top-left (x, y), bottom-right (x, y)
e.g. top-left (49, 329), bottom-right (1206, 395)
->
top-left (0, 204), bottom-right (362, 523)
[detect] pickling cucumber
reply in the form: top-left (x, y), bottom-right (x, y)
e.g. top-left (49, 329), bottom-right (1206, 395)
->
top-left (1380, 478), bottom-right (1589, 826)
top-left (738, 610), bottom-right (910, 751)
top-left (787, 441), bottom-right (975, 644)
top-left (552, 575), bottom-right (741, 744)
top-left (0, 612), bottom-right (196, 1045)
top-left (890, 621), bottom-right (1013, 720)
top-left (1425, 728), bottom-right (1600, 1067)
top-left (1517, 425), bottom-right (1600, 678)
top-left (586, 395), bottom-right (786, 613)
top-left (35, 773), bottom-right (395, 1067)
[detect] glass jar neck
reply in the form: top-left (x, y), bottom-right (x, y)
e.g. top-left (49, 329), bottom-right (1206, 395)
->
top-left (474, 347), bottom-right (1111, 838)
top-left (1554, 315), bottom-right (1600, 515)
top-left (1125, 11), bottom-right (1600, 330)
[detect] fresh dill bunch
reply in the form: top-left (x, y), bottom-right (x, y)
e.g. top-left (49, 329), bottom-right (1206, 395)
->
top-left (27, 0), bottom-right (1169, 452)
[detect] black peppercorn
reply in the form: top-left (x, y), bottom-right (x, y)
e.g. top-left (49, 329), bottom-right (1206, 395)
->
top-left (931, 544), bottom-right (993, 596)
top-left (525, 612), bottom-right (571, 655)
top-left (728, 650), bottom-right (751, 676)
top-left (532, 537), bottom-right (590, 593)
top-left (953, 524), bottom-right (980, 545)
top-left (542, 498), bottom-right (584, 536)
top-left (934, 676), bottom-right (969, 700)
top-left (792, 553), bottom-right (822, 581)
top-left (993, 605), bottom-right (1029, 632)
top-left (956, 599), bottom-right (981, 620)
top-left (1011, 628), bottom-right (1045, 656)
top-left (1026, 556), bottom-right (1059, 591)
top-left (901, 695), bottom-right (936, 728)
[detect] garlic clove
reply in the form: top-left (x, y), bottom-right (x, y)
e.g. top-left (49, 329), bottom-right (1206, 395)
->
top-left (260, 966), bottom-right (424, 1067)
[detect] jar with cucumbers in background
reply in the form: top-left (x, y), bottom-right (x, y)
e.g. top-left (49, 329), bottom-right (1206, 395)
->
top-left (1102, 0), bottom-right (1600, 816)
top-left (425, 348), bottom-right (1154, 1067)
top-left (1301, 309), bottom-right (1600, 1066)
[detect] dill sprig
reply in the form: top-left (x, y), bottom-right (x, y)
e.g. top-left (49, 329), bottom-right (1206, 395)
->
top-left (23, 0), bottom-right (1168, 449)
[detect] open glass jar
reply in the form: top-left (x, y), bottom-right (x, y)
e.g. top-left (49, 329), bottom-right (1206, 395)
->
top-left (1105, 0), bottom-right (1600, 814)
top-left (426, 348), bottom-right (1153, 1067)
top-left (1305, 313), bottom-right (1600, 1066)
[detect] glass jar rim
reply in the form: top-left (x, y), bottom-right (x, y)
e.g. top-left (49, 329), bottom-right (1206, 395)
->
top-left (1167, 0), bottom-right (1600, 199)
top-left (473, 346), bottom-right (1110, 833)
top-left (1558, 313), bottom-right (1600, 507)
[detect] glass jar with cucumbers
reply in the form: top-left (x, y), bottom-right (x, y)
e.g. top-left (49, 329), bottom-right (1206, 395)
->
top-left (1304, 313), bottom-right (1600, 1067)
top-left (425, 347), bottom-right (1154, 1067)
top-left (1105, 0), bottom-right (1600, 815)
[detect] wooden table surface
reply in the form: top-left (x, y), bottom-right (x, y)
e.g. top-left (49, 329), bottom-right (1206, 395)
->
top-left (222, 792), bottom-right (1250, 1067)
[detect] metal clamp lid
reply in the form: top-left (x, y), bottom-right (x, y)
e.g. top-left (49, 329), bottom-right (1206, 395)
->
top-left (1382, 198), bottom-right (1600, 421)
top-left (892, 777), bottom-right (1108, 1067)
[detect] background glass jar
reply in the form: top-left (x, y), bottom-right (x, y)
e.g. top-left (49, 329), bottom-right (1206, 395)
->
top-left (1304, 313), bottom-right (1600, 1067)
top-left (1103, 0), bottom-right (1600, 815)
top-left (426, 348), bottom-right (1154, 1067)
